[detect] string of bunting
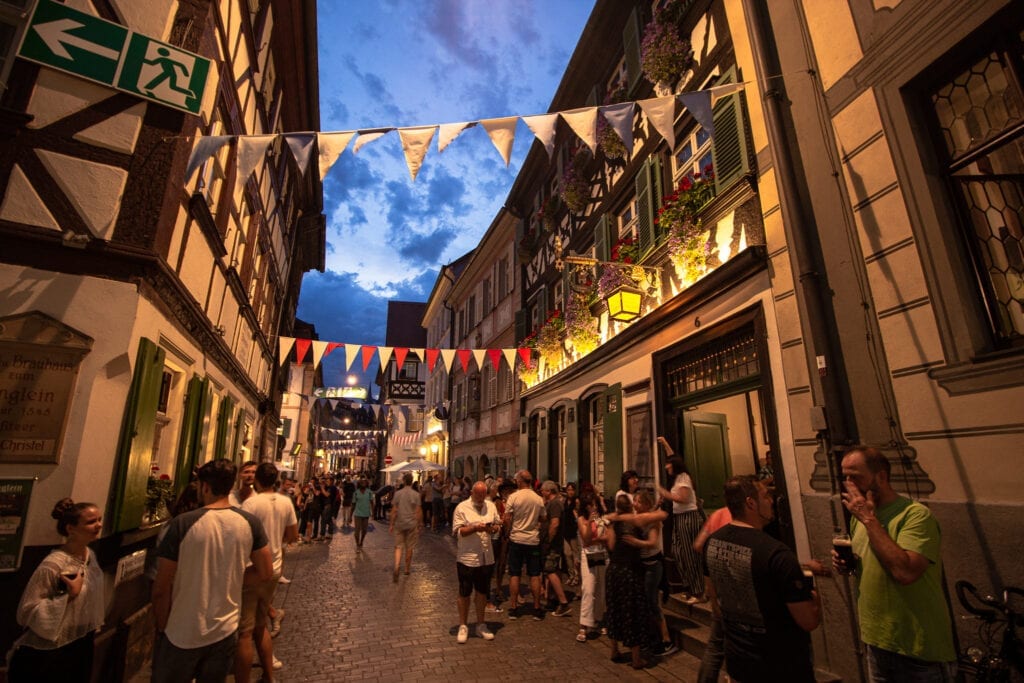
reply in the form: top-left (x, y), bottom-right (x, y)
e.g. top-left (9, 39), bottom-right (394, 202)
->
top-left (184, 84), bottom-right (745, 188)
top-left (278, 336), bottom-right (535, 375)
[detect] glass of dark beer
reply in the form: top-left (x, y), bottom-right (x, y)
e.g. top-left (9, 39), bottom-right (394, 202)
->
top-left (833, 532), bottom-right (855, 574)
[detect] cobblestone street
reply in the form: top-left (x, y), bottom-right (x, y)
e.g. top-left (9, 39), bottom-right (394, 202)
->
top-left (126, 518), bottom-right (711, 683)
top-left (264, 523), bottom-right (703, 682)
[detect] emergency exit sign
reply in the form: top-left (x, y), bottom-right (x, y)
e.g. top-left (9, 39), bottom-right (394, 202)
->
top-left (18, 0), bottom-right (210, 115)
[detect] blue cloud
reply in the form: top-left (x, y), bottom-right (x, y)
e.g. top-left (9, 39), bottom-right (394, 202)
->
top-left (397, 227), bottom-right (458, 266)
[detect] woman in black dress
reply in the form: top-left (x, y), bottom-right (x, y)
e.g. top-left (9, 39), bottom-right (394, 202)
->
top-left (603, 494), bottom-right (653, 669)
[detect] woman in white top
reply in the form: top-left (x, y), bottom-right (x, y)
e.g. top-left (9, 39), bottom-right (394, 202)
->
top-left (613, 470), bottom-right (640, 507)
top-left (9, 498), bottom-right (105, 682)
top-left (656, 455), bottom-right (706, 603)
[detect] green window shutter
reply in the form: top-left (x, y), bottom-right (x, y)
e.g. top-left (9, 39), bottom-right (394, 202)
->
top-left (515, 309), bottom-right (528, 342)
top-left (636, 157), bottom-right (664, 255)
top-left (214, 396), bottom-right (234, 460)
top-left (110, 338), bottom-right (165, 532)
top-left (537, 411), bottom-right (550, 481)
top-left (538, 287), bottom-right (549, 319)
top-left (281, 417), bottom-right (292, 440)
top-left (174, 375), bottom-right (212, 494)
top-left (712, 67), bottom-right (752, 195)
top-left (230, 408), bottom-right (246, 464)
top-left (594, 214), bottom-right (610, 262)
top-left (565, 401), bottom-right (580, 484)
top-left (602, 383), bottom-right (623, 499)
top-left (623, 7), bottom-right (643, 96)
top-left (518, 416), bottom-right (529, 466)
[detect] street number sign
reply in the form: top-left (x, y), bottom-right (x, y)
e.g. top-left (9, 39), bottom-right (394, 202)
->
top-left (18, 0), bottom-right (210, 115)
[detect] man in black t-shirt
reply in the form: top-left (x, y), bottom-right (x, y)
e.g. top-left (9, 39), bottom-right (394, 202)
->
top-left (340, 477), bottom-right (355, 528)
top-left (704, 476), bottom-right (820, 682)
top-left (539, 480), bottom-right (572, 617)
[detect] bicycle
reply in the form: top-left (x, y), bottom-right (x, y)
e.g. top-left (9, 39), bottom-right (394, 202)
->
top-left (955, 579), bottom-right (1024, 681)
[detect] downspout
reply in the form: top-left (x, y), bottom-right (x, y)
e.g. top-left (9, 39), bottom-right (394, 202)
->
top-left (741, 2), bottom-right (865, 679)
top-left (741, 0), bottom-right (857, 492)
top-left (441, 265), bottom-right (456, 476)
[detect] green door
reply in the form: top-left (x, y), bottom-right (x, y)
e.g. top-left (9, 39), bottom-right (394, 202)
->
top-left (564, 400), bottom-right (580, 484)
top-left (682, 411), bottom-right (730, 510)
top-left (602, 383), bottom-right (623, 499)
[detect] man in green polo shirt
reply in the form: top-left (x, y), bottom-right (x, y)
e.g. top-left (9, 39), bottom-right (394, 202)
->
top-left (835, 446), bottom-right (955, 681)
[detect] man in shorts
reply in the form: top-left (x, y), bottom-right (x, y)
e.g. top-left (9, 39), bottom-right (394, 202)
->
top-left (452, 481), bottom-right (502, 643)
top-left (502, 470), bottom-right (546, 620)
top-left (390, 472), bottom-right (423, 581)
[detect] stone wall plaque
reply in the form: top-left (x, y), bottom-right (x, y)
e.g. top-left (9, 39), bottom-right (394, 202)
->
top-left (0, 312), bottom-right (93, 463)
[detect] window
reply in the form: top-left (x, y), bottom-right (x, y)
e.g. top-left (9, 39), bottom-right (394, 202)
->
top-left (925, 36), bottom-right (1024, 346)
top-left (487, 365), bottom-right (497, 407)
top-left (500, 361), bottom-right (514, 402)
top-left (617, 197), bottom-right (639, 243)
top-left (399, 360), bottom-right (419, 380)
top-left (468, 294), bottom-right (477, 330)
top-left (457, 308), bottom-right (465, 341)
top-left (483, 278), bottom-right (492, 312)
top-left (674, 125), bottom-right (714, 183)
top-left (0, 0), bottom-right (33, 92)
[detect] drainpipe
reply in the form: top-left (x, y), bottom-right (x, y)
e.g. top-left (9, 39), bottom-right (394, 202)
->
top-left (441, 265), bottom-right (456, 477)
top-left (741, 0), bottom-right (856, 486)
top-left (742, 2), bottom-right (865, 680)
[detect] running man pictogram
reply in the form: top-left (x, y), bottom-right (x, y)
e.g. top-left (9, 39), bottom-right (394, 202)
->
top-left (142, 46), bottom-right (195, 99)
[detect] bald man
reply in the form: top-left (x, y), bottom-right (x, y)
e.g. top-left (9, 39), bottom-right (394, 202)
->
top-left (452, 481), bottom-right (502, 643)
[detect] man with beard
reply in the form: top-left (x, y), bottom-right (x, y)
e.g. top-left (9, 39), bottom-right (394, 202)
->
top-left (835, 446), bottom-right (955, 681)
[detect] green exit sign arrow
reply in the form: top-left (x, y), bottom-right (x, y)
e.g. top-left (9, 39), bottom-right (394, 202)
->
top-left (18, 0), bottom-right (210, 115)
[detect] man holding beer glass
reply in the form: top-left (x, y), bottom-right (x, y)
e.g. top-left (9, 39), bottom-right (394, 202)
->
top-left (833, 446), bottom-right (955, 681)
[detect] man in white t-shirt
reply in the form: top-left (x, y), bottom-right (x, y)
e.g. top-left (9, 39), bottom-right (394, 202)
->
top-left (236, 463), bottom-right (298, 682)
top-left (390, 473), bottom-right (423, 581)
top-left (452, 481), bottom-right (502, 643)
top-left (152, 459), bottom-right (272, 683)
top-left (502, 470), bottom-right (546, 620)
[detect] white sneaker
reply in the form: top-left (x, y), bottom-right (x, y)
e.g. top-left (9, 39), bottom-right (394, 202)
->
top-left (272, 655), bottom-right (283, 670)
top-left (475, 623), bottom-right (494, 641)
top-left (278, 575), bottom-right (291, 584)
top-left (457, 624), bottom-right (469, 644)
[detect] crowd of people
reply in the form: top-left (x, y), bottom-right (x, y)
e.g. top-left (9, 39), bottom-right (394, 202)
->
top-left (7, 444), bottom-right (958, 682)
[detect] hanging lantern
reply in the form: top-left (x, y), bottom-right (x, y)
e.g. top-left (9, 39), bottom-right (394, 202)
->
top-left (605, 283), bottom-right (643, 322)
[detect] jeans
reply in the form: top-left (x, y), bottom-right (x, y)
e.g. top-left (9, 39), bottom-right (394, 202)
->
top-left (642, 558), bottom-right (663, 618)
top-left (866, 644), bottom-right (957, 683)
top-left (151, 632), bottom-right (237, 683)
top-left (697, 612), bottom-right (725, 683)
top-left (322, 505), bottom-right (335, 535)
top-left (579, 550), bottom-right (606, 628)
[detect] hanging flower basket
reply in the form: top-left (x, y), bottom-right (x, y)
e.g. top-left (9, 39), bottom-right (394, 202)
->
top-left (536, 309), bottom-right (565, 367)
top-left (536, 195), bottom-right (562, 232)
top-left (641, 3), bottom-right (695, 88)
top-left (560, 153), bottom-right (591, 214)
top-left (565, 292), bottom-right (599, 357)
top-left (598, 120), bottom-right (627, 160)
top-left (518, 360), bottom-right (539, 386)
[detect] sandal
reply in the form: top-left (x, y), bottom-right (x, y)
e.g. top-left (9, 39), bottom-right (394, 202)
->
top-left (576, 628), bottom-right (588, 643)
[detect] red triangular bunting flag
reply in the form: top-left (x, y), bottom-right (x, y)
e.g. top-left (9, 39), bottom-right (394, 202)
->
top-left (294, 338), bottom-right (312, 363)
top-left (393, 347), bottom-right (409, 370)
top-left (518, 347), bottom-right (533, 368)
top-left (487, 348), bottom-right (502, 370)
top-left (361, 345), bottom-right (377, 371)
top-left (457, 349), bottom-right (473, 372)
top-left (325, 341), bottom-right (343, 356)
top-left (426, 348), bottom-right (440, 372)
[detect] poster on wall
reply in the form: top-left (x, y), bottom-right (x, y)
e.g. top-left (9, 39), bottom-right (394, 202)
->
top-left (0, 477), bottom-right (36, 572)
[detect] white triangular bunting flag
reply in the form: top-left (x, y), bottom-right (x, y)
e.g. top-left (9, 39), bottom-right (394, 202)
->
top-left (185, 135), bottom-right (233, 181)
top-left (316, 131), bottom-right (355, 180)
top-left (709, 81), bottom-right (746, 104)
top-left (560, 107), bottom-right (599, 154)
top-left (345, 343), bottom-right (360, 371)
top-left (398, 126), bottom-right (437, 181)
top-left (638, 96), bottom-right (677, 150)
top-left (234, 134), bottom-right (276, 194)
top-left (378, 346), bottom-right (394, 369)
top-left (522, 113), bottom-right (559, 159)
top-left (353, 128), bottom-right (392, 154)
top-left (278, 336), bottom-right (295, 366)
top-left (503, 348), bottom-right (518, 371)
top-left (409, 347), bottom-right (425, 363)
top-left (601, 102), bottom-right (636, 156)
top-left (480, 117), bottom-right (518, 166)
top-left (678, 91), bottom-right (714, 140)
top-left (472, 349), bottom-right (487, 372)
top-left (440, 348), bottom-right (457, 373)
top-left (437, 121), bottom-right (474, 152)
top-left (284, 133), bottom-right (316, 176)
top-left (311, 340), bottom-right (329, 369)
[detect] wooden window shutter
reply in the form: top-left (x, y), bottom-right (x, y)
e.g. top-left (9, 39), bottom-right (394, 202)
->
top-left (602, 383), bottom-right (623, 499)
top-left (636, 156), bottom-right (663, 255)
top-left (623, 7), bottom-right (643, 96)
top-left (230, 407), bottom-right (247, 464)
top-left (515, 309), bottom-right (528, 342)
top-left (174, 375), bottom-right (212, 494)
top-left (565, 399), bottom-right (580, 484)
top-left (214, 396), bottom-right (235, 460)
top-left (595, 214), bottom-right (610, 262)
top-left (110, 338), bottom-right (165, 532)
top-left (712, 66), bottom-right (753, 194)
